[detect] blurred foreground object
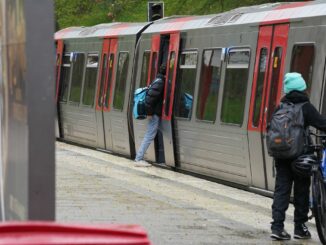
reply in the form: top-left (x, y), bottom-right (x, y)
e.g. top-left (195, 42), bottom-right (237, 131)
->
top-left (0, 0), bottom-right (55, 220)
top-left (0, 222), bottom-right (151, 245)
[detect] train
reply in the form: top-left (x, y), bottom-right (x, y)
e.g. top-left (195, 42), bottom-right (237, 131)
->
top-left (55, 1), bottom-right (326, 196)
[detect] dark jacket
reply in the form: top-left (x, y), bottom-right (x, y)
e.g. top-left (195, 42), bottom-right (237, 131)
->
top-left (281, 90), bottom-right (326, 131)
top-left (145, 73), bottom-right (165, 116)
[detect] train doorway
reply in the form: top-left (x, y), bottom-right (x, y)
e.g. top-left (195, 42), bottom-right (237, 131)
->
top-left (248, 24), bottom-right (289, 191)
top-left (133, 33), bottom-right (179, 165)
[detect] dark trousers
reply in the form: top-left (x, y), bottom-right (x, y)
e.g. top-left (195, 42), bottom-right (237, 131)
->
top-left (271, 159), bottom-right (311, 231)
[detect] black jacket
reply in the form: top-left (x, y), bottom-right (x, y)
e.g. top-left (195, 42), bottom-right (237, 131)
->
top-left (145, 73), bottom-right (165, 116)
top-left (281, 90), bottom-right (326, 131)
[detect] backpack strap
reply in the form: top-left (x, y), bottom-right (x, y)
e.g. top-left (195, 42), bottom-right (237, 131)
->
top-left (292, 101), bottom-right (308, 107)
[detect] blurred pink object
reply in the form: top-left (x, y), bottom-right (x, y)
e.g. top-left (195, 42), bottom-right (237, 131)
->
top-left (0, 222), bottom-right (152, 244)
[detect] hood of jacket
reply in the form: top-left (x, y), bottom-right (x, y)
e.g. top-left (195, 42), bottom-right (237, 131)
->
top-left (281, 90), bottom-right (309, 104)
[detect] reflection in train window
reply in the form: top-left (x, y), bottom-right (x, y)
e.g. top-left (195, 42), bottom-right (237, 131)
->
top-left (98, 54), bottom-right (107, 107)
top-left (69, 53), bottom-right (85, 103)
top-left (221, 49), bottom-right (250, 125)
top-left (113, 52), bottom-right (129, 110)
top-left (290, 44), bottom-right (315, 95)
top-left (174, 51), bottom-right (197, 119)
top-left (150, 52), bottom-right (158, 82)
top-left (59, 53), bottom-right (71, 102)
top-left (196, 49), bottom-right (222, 122)
top-left (140, 51), bottom-right (150, 88)
top-left (252, 48), bottom-right (267, 127)
top-left (104, 54), bottom-right (114, 108)
top-left (82, 54), bottom-right (98, 107)
top-left (267, 47), bottom-right (282, 123)
top-left (165, 52), bottom-right (176, 116)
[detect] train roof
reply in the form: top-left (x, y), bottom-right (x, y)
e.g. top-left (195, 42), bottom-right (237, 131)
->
top-left (55, 22), bottom-right (149, 40)
top-left (143, 1), bottom-right (326, 33)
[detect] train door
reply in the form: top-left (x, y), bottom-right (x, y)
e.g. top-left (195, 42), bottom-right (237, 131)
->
top-left (161, 32), bottom-right (180, 167)
top-left (248, 24), bottom-right (289, 191)
top-left (55, 40), bottom-right (64, 138)
top-left (95, 39), bottom-right (117, 150)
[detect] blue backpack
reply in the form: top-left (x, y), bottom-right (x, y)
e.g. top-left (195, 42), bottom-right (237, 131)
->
top-left (133, 87), bottom-right (148, 119)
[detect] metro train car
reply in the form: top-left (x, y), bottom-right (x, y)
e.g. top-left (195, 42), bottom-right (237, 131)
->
top-left (55, 1), bottom-right (326, 195)
top-left (55, 23), bottom-right (150, 157)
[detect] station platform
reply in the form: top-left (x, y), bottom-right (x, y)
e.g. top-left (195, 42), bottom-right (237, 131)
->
top-left (56, 142), bottom-right (320, 244)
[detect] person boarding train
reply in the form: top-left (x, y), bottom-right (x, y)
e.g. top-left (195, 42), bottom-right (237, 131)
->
top-left (134, 65), bottom-right (166, 167)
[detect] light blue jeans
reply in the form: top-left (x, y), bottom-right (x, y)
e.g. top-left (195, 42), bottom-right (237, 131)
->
top-left (135, 114), bottom-right (160, 161)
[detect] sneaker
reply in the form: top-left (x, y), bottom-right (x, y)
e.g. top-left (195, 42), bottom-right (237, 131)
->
top-left (134, 160), bottom-right (151, 167)
top-left (270, 229), bottom-right (291, 240)
top-left (294, 223), bottom-right (311, 239)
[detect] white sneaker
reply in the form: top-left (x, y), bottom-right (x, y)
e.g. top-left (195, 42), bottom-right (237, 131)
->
top-left (134, 160), bottom-right (152, 167)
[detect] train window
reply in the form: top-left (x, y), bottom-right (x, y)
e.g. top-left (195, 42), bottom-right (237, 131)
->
top-left (140, 51), bottom-right (150, 88)
top-left (290, 44), bottom-right (315, 95)
top-left (104, 54), bottom-right (114, 108)
top-left (221, 49), bottom-right (250, 125)
top-left (252, 48), bottom-right (268, 127)
top-left (113, 52), bottom-right (129, 110)
top-left (174, 51), bottom-right (197, 119)
top-left (267, 47), bottom-right (282, 123)
top-left (82, 54), bottom-right (99, 107)
top-left (165, 52), bottom-right (176, 116)
top-left (69, 53), bottom-right (86, 104)
top-left (59, 53), bottom-right (71, 102)
top-left (98, 54), bottom-right (107, 107)
top-left (196, 49), bottom-right (222, 122)
top-left (150, 52), bottom-right (158, 82)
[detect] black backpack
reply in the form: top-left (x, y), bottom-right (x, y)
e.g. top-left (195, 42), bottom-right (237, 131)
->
top-left (266, 102), bottom-right (308, 159)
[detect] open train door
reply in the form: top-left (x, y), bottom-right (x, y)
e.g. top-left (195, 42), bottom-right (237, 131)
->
top-left (134, 34), bottom-right (160, 162)
top-left (55, 40), bottom-right (64, 138)
top-left (161, 32), bottom-right (180, 167)
top-left (248, 24), bottom-right (289, 192)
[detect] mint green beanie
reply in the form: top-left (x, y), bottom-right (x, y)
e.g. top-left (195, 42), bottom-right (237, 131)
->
top-left (283, 72), bottom-right (307, 94)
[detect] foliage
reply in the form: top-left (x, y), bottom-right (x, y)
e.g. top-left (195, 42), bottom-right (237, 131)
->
top-left (55, 0), bottom-right (113, 29)
top-left (55, 0), bottom-right (307, 30)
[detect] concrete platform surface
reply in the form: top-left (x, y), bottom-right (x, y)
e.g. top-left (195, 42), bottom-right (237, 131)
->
top-left (56, 142), bottom-right (321, 245)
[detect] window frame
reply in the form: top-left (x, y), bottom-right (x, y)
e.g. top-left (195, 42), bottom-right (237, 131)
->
top-left (174, 49), bottom-right (198, 121)
top-left (104, 53), bottom-right (115, 109)
top-left (251, 47), bottom-right (268, 128)
top-left (195, 48), bottom-right (224, 123)
top-left (68, 52), bottom-right (86, 105)
top-left (266, 46), bottom-right (282, 123)
top-left (81, 52), bottom-right (99, 107)
top-left (290, 43), bottom-right (315, 95)
top-left (112, 51), bottom-right (130, 111)
top-left (220, 47), bottom-right (251, 127)
top-left (97, 53), bottom-right (108, 108)
top-left (139, 50), bottom-right (151, 88)
top-left (59, 52), bottom-right (72, 103)
top-left (164, 51), bottom-right (176, 117)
